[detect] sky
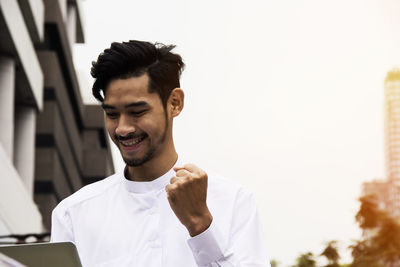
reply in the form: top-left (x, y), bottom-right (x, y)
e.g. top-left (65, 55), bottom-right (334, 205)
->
top-left (73, 0), bottom-right (400, 265)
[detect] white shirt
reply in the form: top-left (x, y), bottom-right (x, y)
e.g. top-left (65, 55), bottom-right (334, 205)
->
top-left (51, 162), bottom-right (270, 267)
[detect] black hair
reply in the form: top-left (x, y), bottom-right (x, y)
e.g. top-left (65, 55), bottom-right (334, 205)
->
top-left (91, 40), bottom-right (185, 108)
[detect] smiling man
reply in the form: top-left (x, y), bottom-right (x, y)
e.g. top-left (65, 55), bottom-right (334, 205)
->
top-left (51, 40), bottom-right (270, 267)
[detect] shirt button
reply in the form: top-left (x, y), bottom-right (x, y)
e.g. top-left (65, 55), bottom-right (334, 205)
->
top-left (149, 228), bottom-right (159, 239)
top-left (149, 240), bottom-right (161, 248)
top-left (149, 208), bottom-right (157, 215)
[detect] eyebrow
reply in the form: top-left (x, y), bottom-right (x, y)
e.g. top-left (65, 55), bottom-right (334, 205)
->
top-left (101, 101), bottom-right (149, 110)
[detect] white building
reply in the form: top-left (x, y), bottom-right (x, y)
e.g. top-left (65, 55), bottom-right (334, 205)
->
top-left (385, 69), bottom-right (400, 182)
top-left (0, 0), bottom-right (113, 239)
top-left (363, 69), bottom-right (400, 222)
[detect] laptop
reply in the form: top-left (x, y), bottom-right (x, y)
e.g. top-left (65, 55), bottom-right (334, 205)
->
top-left (0, 242), bottom-right (82, 267)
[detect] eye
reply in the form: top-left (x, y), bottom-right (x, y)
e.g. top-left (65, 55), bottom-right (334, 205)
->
top-left (105, 112), bottom-right (119, 119)
top-left (130, 110), bottom-right (147, 116)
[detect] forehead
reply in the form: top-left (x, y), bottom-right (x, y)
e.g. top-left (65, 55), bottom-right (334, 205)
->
top-left (103, 74), bottom-right (159, 106)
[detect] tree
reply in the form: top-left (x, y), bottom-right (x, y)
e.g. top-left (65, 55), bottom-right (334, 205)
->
top-left (270, 259), bottom-right (280, 267)
top-left (321, 240), bottom-right (340, 267)
top-left (350, 194), bottom-right (400, 267)
top-left (292, 252), bottom-right (317, 267)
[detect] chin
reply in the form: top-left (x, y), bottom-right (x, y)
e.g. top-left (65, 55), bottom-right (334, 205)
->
top-left (123, 151), bottom-right (155, 167)
top-left (123, 157), bottom-right (146, 167)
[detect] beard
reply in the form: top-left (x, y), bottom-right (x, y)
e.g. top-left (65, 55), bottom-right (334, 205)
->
top-left (115, 117), bottom-right (169, 167)
top-left (122, 140), bottom-right (156, 167)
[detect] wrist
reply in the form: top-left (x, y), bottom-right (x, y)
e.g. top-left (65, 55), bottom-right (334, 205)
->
top-left (187, 212), bottom-right (213, 237)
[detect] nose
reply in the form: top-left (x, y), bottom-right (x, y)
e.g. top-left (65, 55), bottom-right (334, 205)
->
top-left (115, 114), bottom-right (136, 137)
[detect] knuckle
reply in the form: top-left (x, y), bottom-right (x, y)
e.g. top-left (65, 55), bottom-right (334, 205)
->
top-left (199, 169), bottom-right (207, 178)
top-left (165, 184), bottom-right (172, 192)
top-left (177, 178), bottom-right (188, 187)
top-left (166, 185), bottom-right (177, 196)
top-left (185, 177), bottom-right (194, 185)
top-left (183, 163), bottom-right (192, 169)
top-left (176, 170), bottom-right (186, 177)
top-left (166, 183), bottom-right (177, 191)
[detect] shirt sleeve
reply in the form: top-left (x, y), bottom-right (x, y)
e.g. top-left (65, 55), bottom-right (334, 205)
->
top-left (50, 205), bottom-right (74, 243)
top-left (187, 188), bottom-right (270, 267)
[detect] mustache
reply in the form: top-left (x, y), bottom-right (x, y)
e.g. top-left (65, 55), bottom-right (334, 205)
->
top-left (114, 132), bottom-right (147, 141)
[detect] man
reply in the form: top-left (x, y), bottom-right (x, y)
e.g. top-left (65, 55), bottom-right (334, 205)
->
top-left (51, 40), bottom-right (270, 267)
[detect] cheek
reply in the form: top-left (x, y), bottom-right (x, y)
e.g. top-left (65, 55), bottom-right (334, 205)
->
top-left (105, 120), bottom-right (117, 135)
top-left (139, 118), bottom-right (163, 136)
top-left (139, 120), bottom-right (155, 134)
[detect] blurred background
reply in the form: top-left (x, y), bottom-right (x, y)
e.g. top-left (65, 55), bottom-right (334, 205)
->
top-left (1, 0), bottom-right (400, 266)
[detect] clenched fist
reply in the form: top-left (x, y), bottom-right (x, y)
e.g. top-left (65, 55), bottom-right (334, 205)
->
top-left (165, 164), bottom-right (213, 237)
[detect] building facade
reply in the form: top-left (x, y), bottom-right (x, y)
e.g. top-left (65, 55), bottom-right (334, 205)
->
top-left (363, 69), bottom-right (400, 222)
top-left (0, 0), bottom-right (114, 238)
top-left (384, 69), bottom-right (400, 181)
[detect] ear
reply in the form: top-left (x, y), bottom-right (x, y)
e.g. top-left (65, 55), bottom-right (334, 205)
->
top-left (168, 88), bottom-right (184, 117)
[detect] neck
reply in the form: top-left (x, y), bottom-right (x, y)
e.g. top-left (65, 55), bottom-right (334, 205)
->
top-left (127, 146), bottom-right (178, 182)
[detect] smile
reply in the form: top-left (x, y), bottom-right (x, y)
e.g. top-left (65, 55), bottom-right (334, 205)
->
top-left (118, 135), bottom-right (146, 150)
top-left (120, 136), bottom-right (145, 146)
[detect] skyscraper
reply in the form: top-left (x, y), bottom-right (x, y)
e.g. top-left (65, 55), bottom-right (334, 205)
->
top-left (384, 69), bottom-right (400, 182)
top-left (362, 69), bottom-right (400, 222)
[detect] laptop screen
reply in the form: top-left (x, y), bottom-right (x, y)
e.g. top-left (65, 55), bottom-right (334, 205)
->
top-left (0, 242), bottom-right (82, 267)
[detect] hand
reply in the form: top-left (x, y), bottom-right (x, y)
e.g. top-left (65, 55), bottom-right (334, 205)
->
top-left (165, 163), bottom-right (213, 237)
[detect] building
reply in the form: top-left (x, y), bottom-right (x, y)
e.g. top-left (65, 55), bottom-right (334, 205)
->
top-left (384, 69), bottom-right (400, 182)
top-left (362, 69), bottom-right (400, 222)
top-left (0, 0), bottom-right (114, 240)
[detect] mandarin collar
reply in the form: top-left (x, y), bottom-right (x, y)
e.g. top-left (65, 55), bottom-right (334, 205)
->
top-left (122, 157), bottom-right (181, 193)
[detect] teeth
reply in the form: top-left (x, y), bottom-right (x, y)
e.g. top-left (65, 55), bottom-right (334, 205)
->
top-left (120, 137), bottom-right (143, 146)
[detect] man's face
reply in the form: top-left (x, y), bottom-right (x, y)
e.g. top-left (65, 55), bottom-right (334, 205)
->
top-left (102, 74), bottom-right (170, 166)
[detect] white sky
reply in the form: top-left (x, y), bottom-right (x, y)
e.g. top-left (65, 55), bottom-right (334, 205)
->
top-left (73, 0), bottom-right (400, 265)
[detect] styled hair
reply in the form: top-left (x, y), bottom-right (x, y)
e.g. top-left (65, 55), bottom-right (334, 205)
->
top-left (91, 40), bottom-right (185, 108)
